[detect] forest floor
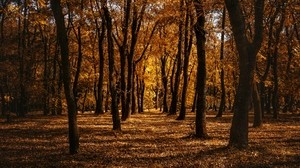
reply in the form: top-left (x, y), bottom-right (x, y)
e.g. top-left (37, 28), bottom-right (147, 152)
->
top-left (0, 110), bottom-right (299, 168)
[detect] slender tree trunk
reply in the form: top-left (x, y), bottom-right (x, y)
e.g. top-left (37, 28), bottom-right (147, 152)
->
top-left (253, 81), bottom-right (262, 127)
top-left (131, 63), bottom-right (137, 114)
top-left (51, 0), bottom-right (79, 154)
top-left (95, 21), bottom-right (105, 115)
top-left (43, 36), bottom-right (50, 115)
top-left (272, 5), bottom-right (286, 119)
top-left (169, 0), bottom-right (184, 115)
top-left (161, 55), bottom-right (169, 113)
top-left (73, 26), bottom-right (83, 106)
top-left (216, 5), bottom-right (226, 118)
top-left (102, 0), bottom-right (121, 130)
top-left (18, 0), bottom-right (28, 117)
top-left (178, 0), bottom-right (193, 120)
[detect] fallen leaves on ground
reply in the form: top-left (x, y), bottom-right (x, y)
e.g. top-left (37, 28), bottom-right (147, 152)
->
top-left (0, 110), bottom-right (299, 167)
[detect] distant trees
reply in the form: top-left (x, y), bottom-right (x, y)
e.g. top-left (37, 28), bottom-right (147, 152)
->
top-left (0, 0), bottom-right (299, 153)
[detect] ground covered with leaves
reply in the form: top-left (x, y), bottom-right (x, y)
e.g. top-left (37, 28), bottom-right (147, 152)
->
top-left (0, 110), bottom-right (299, 167)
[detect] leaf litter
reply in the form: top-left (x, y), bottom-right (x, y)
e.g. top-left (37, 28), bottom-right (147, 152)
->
top-left (0, 111), bottom-right (299, 167)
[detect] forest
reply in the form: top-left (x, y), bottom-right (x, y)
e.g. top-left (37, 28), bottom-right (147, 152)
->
top-left (0, 0), bottom-right (299, 167)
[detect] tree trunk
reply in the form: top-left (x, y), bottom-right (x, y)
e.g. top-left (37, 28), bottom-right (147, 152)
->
top-left (272, 5), bottom-right (286, 119)
top-left (73, 26), bottom-right (83, 106)
top-left (169, 0), bottom-right (184, 115)
top-left (131, 63), bottom-right (137, 114)
top-left (225, 0), bottom-right (265, 148)
top-left (253, 81), bottom-right (262, 127)
top-left (102, 0), bottom-right (121, 130)
top-left (160, 55), bottom-right (169, 113)
top-left (18, 0), bottom-right (28, 117)
top-left (95, 21), bottom-right (105, 115)
top-left (193, 0), bottom-right (208, 138)
top-left (216, 5), bottom-right (226, 118)
top-left (51, 0), bottom-right (79, 154)
top-left (178, 0), bottom-right (193, 120)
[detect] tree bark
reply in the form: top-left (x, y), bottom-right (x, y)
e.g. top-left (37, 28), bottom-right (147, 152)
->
top-left (51, 0), bottom-right (79, 154)
top-left (225, 0), bottom-right (265, 148)
top-left (193, 0), bottom-right (208, 138)
top-left (253, 81), bottom-right (262, 127)
top-left (178, 0), bottom-right (193, 120)
top-left (160, 55), bottom-right (169, 113)
top-left (216, 5), bottom-right (226, 118)
top-left (102, 0), bottom-right (121, 130)
top-left (95, 20), bottom-right (105, 115)
top-left (169, 0), bottom-right (184, 115)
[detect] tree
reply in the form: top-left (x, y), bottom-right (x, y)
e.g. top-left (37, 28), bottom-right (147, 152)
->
top-left (50, 0), bottom-right (79, 154)
top-left (193, 0), bottom-right (208, 138)
top-left (177, 0), bottom-right (193, 120)
top-left (101, 0), bottom-right (121, 130)
top-left (225, 0), bottom-right (265, 148)
top-left (169, 0), bottom-right (184, 115)
top-left (216, 5), bottom-right (226, 118)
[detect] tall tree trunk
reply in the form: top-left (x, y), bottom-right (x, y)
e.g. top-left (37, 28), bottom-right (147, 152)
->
top-left (18, 0), bottom-right (28, 117)
top-left (272, 5), bottom-right (286, 119)
top-left (225, 0), bottom-right (265, 148)
top-left (43, 36), bottom-right (50, 115)
top-left (73, 26), bottom-right (83, 106)
top-left (131, 63), bottom-right (137, 114)
top-left (102, 0), bottom-right (121, 130)
top-left (216, 5), bottom-right (226, 118)
top-left (51, 0), bottom-right (79, 154)
top-left (178, 0), bottom-right (193, 120)
top-left (169, 0), bottom-right (184, 115)
top-left (193, 0), bottom-right (208, 138)
top-left (95, 21), bottom-right (105, 115)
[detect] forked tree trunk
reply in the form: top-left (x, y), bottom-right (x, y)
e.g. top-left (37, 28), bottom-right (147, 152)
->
top-left (225, 0), bottom-right (265, 148)
top-left (51, 0), bottom-right (79, 154)
top-left (102, 0), bottom-right (121, 130)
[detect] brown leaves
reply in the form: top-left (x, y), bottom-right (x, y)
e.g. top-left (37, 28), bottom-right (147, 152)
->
top-left (0, 112), bottom-right (299, 167)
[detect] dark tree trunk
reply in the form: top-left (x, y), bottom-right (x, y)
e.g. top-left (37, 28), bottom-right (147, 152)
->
top-left (191, 79), bottom-right (198, 112)
top-left (51, 0), bottom-right (79, 154)
top-left (43, 36), bottom-right (50, 115)
top-left (73, 26), bottom-right (83, 106)
top-left (225, 0), bottom-right (265, 149)
top-left (102, 0), bottom-right (121, 130)
top-left (160, 55), bottom-right (169, 113)
top-left (283, 26), bottom-right (294, 113)
top-left (95, 21), bottom-right (105, 115)
top-left (216, 5), bottom-right (226, 118)
top-left (131, 63), bottom-right (137, 114)
top-left (18, 0), bottom-right (28, 117)
top-left (178, 0), bottom-right (193, 120)
top-left (169, 0), bottom-right (184, 115)
top-left (124, 1), bottom-right (146, 120)
top-left (138, 78), bottom-right (145, 113)
top-left (193, 0), bottom-right (208, 138)
top-left (253, 81), bottom-right (262, 127)
top-left (271, 5), bottom-right (286, 119)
